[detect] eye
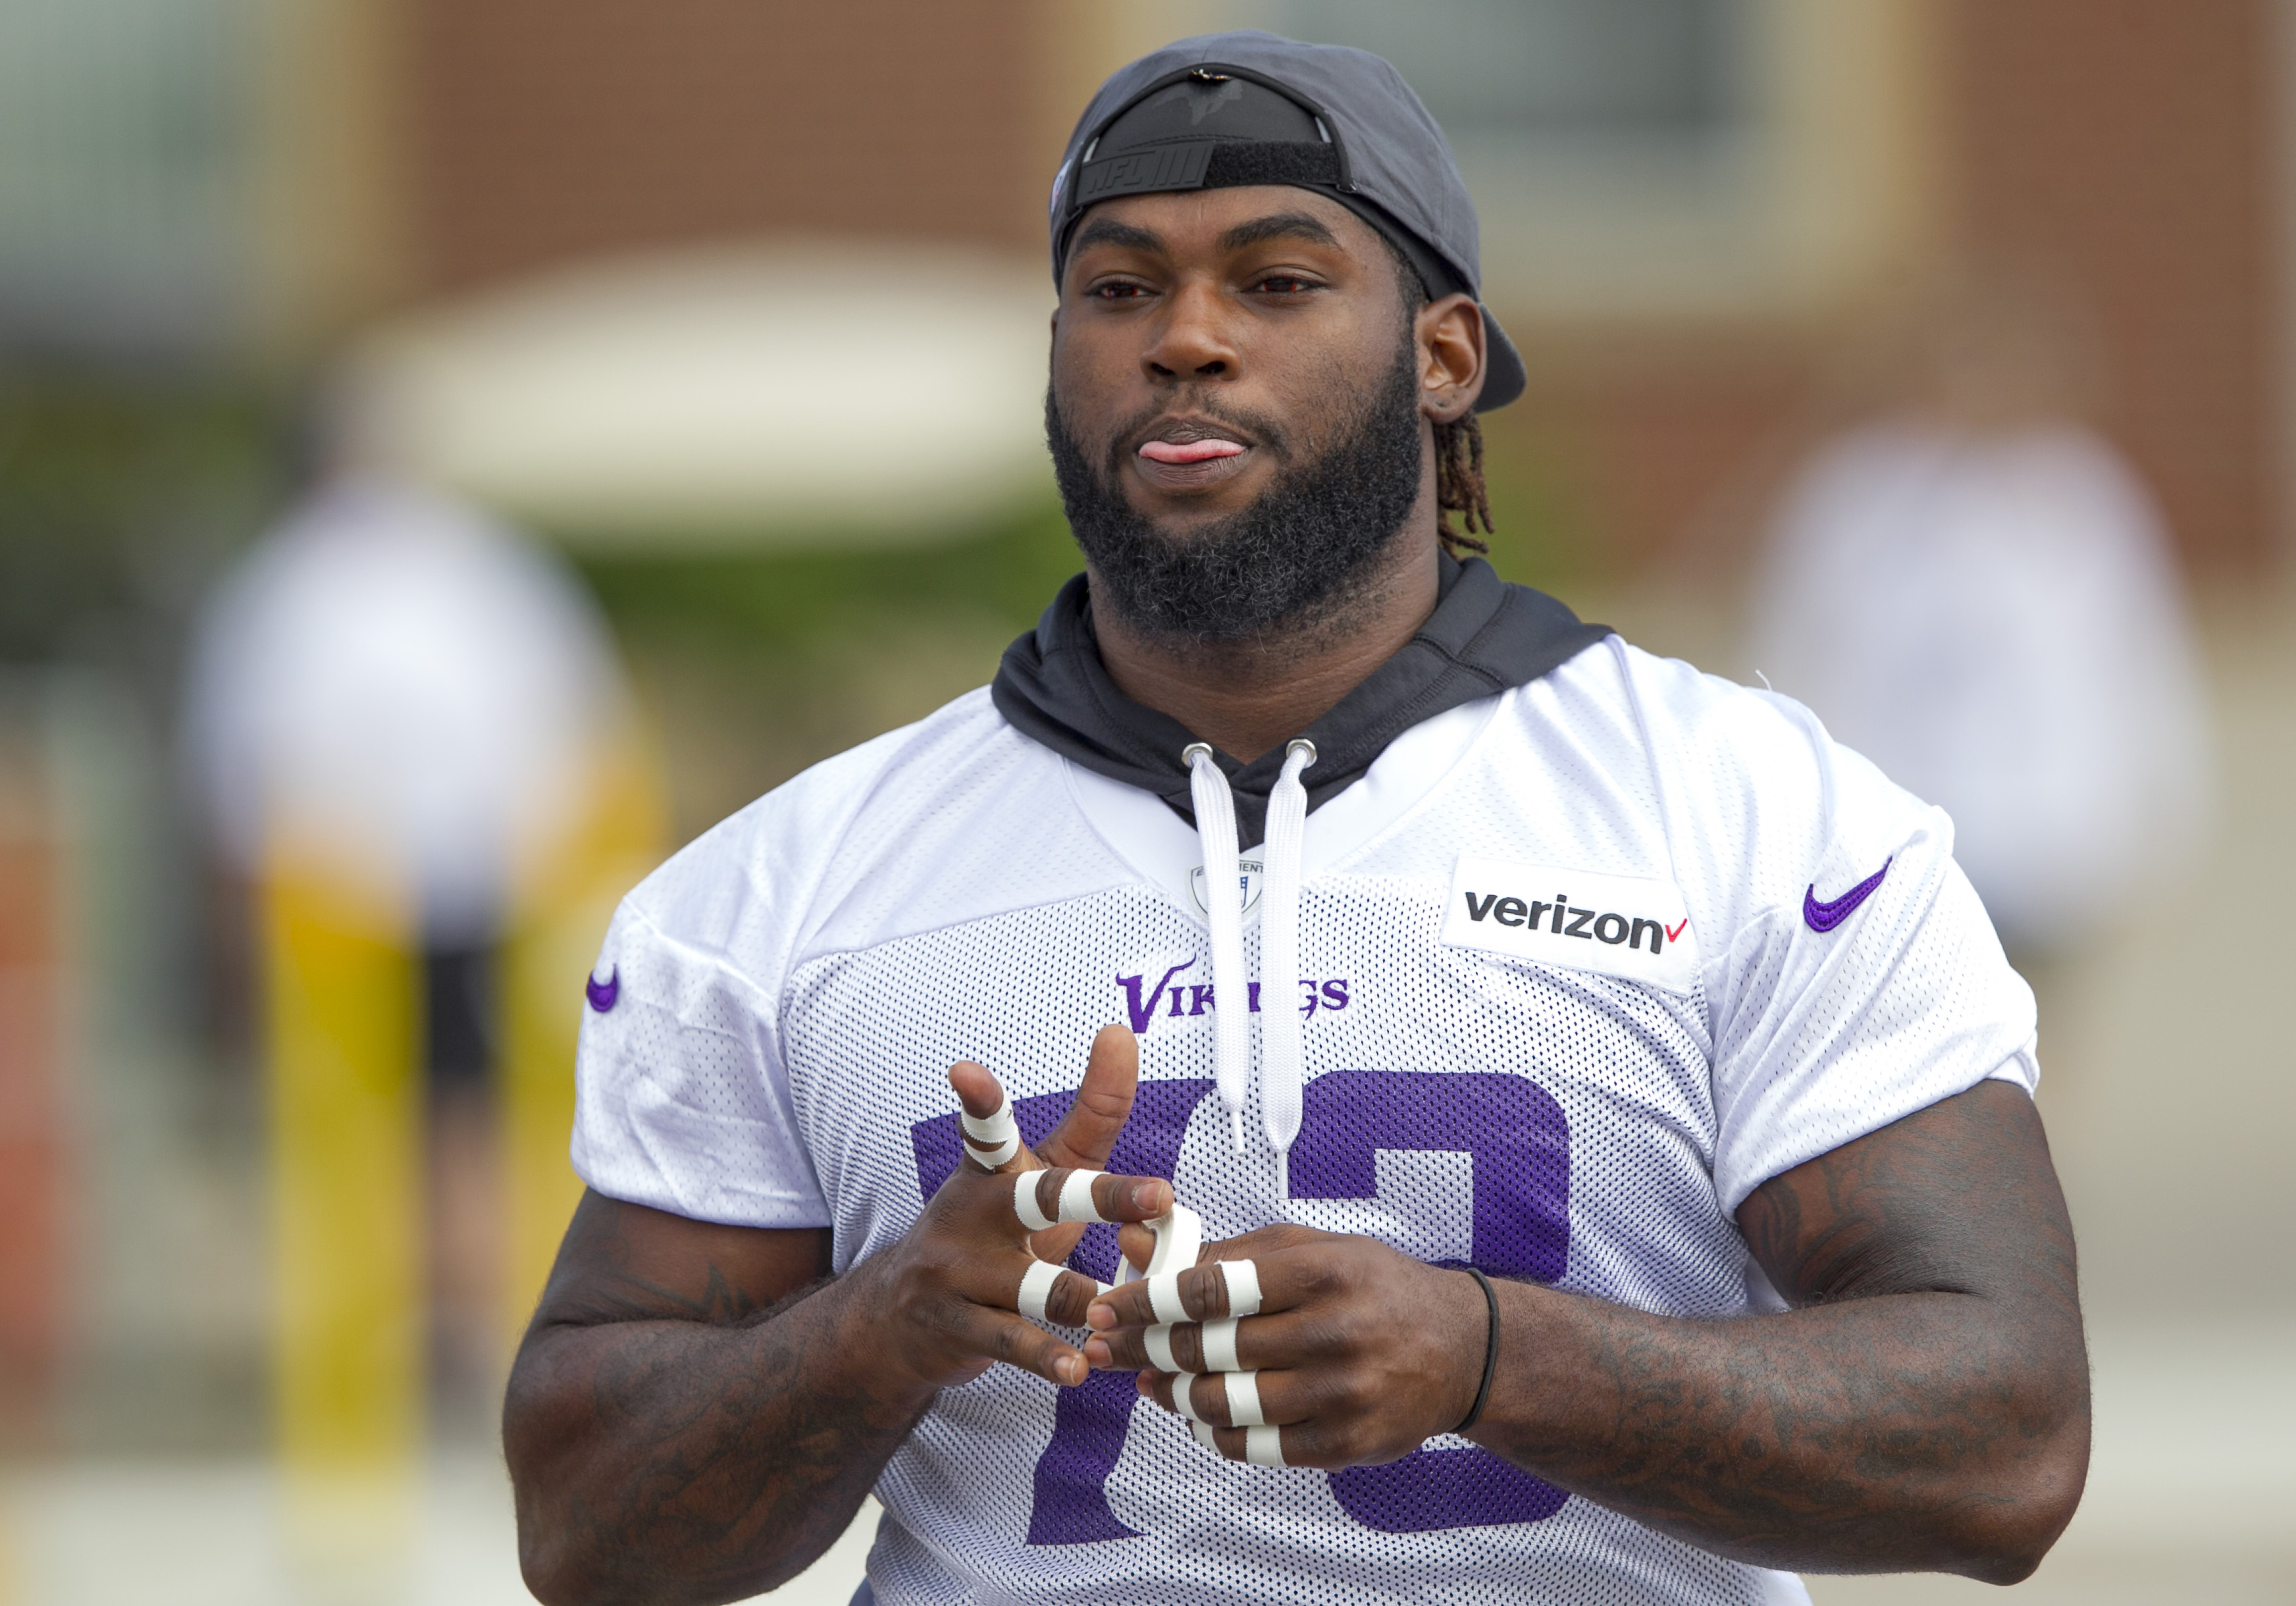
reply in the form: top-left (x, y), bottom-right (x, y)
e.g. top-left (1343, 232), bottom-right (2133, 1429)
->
top-left (1251, 274), bottom-right (1322, 296)
top-left (1090, 280), bottom-right (1154, 302)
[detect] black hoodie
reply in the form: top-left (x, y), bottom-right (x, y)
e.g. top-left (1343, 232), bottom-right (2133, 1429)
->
top-left (991, 556), bottom-right (1609, 850)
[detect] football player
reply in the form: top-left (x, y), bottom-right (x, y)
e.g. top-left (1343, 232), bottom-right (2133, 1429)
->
top-left (506, 34), bottom-right (2088, 1606)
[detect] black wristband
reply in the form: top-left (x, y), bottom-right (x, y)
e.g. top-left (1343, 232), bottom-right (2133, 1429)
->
top-left (1455, 1267), bottom-right (1501, 1434)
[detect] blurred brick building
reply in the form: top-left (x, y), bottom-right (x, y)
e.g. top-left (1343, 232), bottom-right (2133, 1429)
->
top-left (1505, 0), bottom-right (2281, 580)
top-left (16, 0), bottom-right (2285, 577)
top-left (326, 0), bottom-right (2283, 578)
top-left (401, 0), bottom-right (1054, 290)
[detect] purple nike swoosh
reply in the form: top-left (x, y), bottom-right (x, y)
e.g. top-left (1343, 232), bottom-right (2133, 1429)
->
top-left (585, 966), bottom-right (620, 1012)
top-left (1804, 858), bottom-right (1892, 933)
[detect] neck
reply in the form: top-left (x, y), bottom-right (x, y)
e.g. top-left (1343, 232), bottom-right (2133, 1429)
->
top-left (1090, 523), bottom-right (1444, 765)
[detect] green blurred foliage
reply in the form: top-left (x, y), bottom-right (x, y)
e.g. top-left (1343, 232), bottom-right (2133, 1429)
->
top-left (572, 499), bottom-right (1081, 836)
top-left (572, 421), bottom-right (1594, 839)
top-left (575, 498), bottom-right (1080, 658)
top-left (576, 411), bottom-right (1590, 665)
top-left (0, 373), bottom-right (280, 667)
top-left (0, 365), bottom-right (1594, 843)
top-left (1476, 411), bottom-right (1596, 598)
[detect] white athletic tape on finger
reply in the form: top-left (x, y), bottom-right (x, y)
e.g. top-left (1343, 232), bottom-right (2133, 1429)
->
top-left (959, 1098), bottom-right (1021, 1168)
top-left (1144, 1324), bottom-right (1180, 1375)
top-left (1115, 1203), bottom-right (1205, 1286)
top-left (1201, 1317), bottom-right (1241, 1374)
top-left (1144, 1204), bottom-right (1201, 1274)
top-left (1012, 1172), bottom-right (1056, 1233)
top-left (958, 1094), bottom-right (1012, 1141)
top-left (1223, 1370), bottom-right (1264, 1428)
top-left (1057, 1169), bottom-right (1107, 1225)
top-left (963, 1130), bottom-right (1020, 1167)
top-left (1016, 1259), bottom-right (1063, 1322)
top-left (1170, 1378), bottom-right (1207, 1423)
top-left (1244, 1424), bottom-right (1285, 1467)
top-left (1190, 1419), bottom-right (1218, 1451)
top-left (1219, 1259), bottom-right (1263, 1318)
top-left (1147, 1273), bottom-right (1190, 1326)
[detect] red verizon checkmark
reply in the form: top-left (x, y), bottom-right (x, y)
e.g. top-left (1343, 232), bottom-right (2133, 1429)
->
top-left (1665, 918), bottom-right (1689, 943)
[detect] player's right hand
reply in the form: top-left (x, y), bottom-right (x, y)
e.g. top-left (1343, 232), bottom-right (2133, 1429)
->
top-left (868, 1024), bottom-right (1174, 1393)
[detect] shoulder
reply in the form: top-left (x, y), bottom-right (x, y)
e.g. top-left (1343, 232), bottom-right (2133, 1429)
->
top-left (1528, 639), bottom-right (1944, 940)
top-left (1534, 637), bottom-right (1843, 797)
top-left (618, 686), bottom-right (1121, 979)
top-left (621, 689), bottom-right (1032, 956)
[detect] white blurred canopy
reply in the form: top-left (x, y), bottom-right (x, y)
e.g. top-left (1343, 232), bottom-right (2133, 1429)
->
top-left (338, 240), bottom-right (1057, 548)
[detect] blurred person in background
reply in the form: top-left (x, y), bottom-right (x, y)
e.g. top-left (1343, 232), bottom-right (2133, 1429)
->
top-left (1746, 267), bottom-right (2212, 961)
top-left (182, 411), bottom-right (639, 1424)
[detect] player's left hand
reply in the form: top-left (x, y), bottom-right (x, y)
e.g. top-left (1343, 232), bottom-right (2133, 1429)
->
top-left (1078, 1225), bottom-right (1490, 1469)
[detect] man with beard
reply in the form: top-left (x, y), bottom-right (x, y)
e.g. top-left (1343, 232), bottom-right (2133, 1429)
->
top-left (506, 34), bottom-right (2088, 1606)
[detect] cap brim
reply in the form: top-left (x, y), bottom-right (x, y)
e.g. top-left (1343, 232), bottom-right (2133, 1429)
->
top-left (1476, 305), bottom-right (1525, 413)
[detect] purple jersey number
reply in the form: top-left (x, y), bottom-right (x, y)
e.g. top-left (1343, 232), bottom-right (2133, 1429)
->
top-left (1288, 1070), bottom-right (1571, 1530)
top-left (909, 1077), bottom-right (1214, 1544)
top-left (906, 1069), bottom-right (1570, 1543)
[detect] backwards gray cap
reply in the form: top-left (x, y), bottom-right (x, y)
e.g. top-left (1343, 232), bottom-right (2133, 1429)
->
top-left (1049, 30), bottom-right (1524, 412)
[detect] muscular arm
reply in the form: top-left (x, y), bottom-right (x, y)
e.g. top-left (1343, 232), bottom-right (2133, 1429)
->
top-left (505, 1026), bottom-right (1167, 1606)
top-left (1471, 1079), bottom-right (2089, 1580)
top-left (503, 1196), bottom-right (919, 1606)
top-left (1090, 1078), bottom-right (2087, 1583)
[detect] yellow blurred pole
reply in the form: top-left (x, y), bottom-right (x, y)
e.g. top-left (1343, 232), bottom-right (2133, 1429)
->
top-left (500, 737), bottom-right (667, 1347)
top-left (263, 850), bottom-right (419, 1592)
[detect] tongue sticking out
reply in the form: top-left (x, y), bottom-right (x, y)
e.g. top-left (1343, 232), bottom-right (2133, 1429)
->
top-left (1139, 439), bottom-right (1246, 465)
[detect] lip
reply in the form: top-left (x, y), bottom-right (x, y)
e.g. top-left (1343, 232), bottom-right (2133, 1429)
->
top-left (1129, 417), bottom-right (1257, 492)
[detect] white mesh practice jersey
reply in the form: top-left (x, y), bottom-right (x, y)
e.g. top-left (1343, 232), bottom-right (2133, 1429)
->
top-left (573, 636), bottom-right (2038, 1606)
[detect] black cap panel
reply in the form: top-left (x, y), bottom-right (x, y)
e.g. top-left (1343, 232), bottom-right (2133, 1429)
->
top-left (1066, 65), bottom-right (1347, 251)
top-left (1097, 71), bottom-right (1326, 151)
top-left (1076, 140), bottom-right (1343, 215)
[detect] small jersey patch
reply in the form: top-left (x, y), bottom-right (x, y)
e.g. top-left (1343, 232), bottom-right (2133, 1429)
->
top-left (1188, 856), bottom-right (1264, 916)
top-left (1442, 856), bottom-right (1700, 995)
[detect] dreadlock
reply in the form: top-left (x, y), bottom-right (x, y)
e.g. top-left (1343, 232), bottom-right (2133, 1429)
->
top-left (1382, 232), bottom-right (1494, 559)
top-left (1433, 413), bottom-right (1492, 557)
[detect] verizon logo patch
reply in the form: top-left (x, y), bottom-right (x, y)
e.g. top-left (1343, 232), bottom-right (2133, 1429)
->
top-left (1442, 856), bottom-right (1700, 995)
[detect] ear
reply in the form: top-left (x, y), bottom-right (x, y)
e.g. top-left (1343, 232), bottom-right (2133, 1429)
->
top-left (1415, 292), bottom-right (1486, 424)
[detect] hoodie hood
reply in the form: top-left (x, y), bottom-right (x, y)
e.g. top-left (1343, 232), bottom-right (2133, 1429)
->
top-left (992, 556), bottom-right (1608, 848)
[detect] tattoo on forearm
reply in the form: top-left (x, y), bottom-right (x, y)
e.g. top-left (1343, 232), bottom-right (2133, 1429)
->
top-left (508, 1197), bottom-right (919, 1600)
top-left (554, 1303), bottom-right (918, 1599)
top-left (1476, 1083), bottom-right (2087, 1576)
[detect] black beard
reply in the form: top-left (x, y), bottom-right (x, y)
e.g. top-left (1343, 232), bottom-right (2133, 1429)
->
top-left (1045, 339), bottom-right (1424, 644)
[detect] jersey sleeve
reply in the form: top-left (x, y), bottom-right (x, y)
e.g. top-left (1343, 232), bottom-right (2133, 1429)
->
top-left (569, 837), bottom-right (831, 1231)
top-left (1659, 667), bottom-right (2040, 1214)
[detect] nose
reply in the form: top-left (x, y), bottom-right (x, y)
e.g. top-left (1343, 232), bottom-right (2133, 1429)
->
top-left (1141, 278), bottom-right (1238, 386)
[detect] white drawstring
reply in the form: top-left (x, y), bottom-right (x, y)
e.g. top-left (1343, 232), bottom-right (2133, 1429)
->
top-left (1185, 739), bottom-right (1316, 1158)
top-left (1257, 740), bottom-right (1315, 1155)
top-left (1185, 744), bottom-right (1253, 1153)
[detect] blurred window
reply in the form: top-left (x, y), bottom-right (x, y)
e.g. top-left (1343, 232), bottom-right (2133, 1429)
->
top-left (1218, 0), bottom-right (1927, 325)
top-left (1238, 0), bottom-right (1748, 142)
top-left (0, 0), bottom-right (254, 356)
